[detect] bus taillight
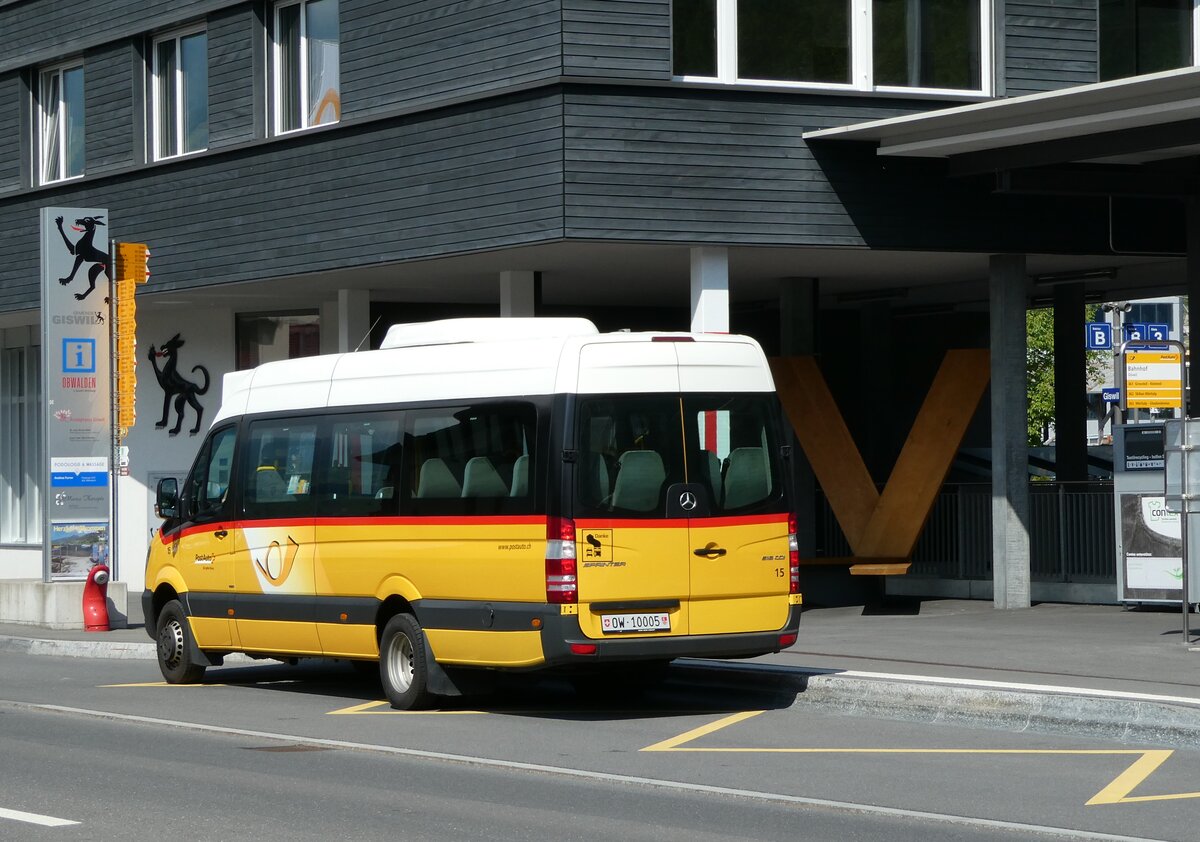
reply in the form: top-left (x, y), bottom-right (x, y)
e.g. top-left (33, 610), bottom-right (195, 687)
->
top-left (546, 516), bottom-right (578, 604)
top-left (788, 513), bottom-right (800, 595)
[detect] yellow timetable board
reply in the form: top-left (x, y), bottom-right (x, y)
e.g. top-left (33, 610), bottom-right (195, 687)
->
top-left (1124, 350), bottom-right (1183, 409)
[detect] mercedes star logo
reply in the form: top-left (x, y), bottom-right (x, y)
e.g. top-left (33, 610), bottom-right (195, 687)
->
top-left (679, 491), bottom-right (698, 511)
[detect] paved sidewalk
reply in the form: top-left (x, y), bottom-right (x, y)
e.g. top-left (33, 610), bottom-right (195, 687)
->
top-left (3, 598), bottom-right (1199, 745)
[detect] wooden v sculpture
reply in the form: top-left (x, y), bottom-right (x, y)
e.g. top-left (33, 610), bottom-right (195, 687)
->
top-left (769, 350), bottom-right (991, 574)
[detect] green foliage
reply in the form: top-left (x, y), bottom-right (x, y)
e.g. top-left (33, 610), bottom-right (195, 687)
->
top-left (1026, 304), bottom-right (1110, 446)
top-left (1026, 308), bottom-right (1055, 445)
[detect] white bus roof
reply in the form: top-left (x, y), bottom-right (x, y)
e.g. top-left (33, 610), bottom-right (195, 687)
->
top-left (213, 319), bottom-right (775, 425)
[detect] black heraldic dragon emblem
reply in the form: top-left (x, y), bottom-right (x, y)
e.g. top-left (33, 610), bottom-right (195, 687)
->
top-left (55, 215), bottom-right (110, 301)
top-left (149, 334), bottom-right (211, 436)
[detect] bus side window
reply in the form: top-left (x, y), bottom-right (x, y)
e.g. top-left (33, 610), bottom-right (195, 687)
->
top-left (319, 415), bottom-right (403, 516)
top-left (182, 425), bottom-right (237, 522)
top-left (241, 421), bottom-right (317, 520)
top-left (403, 403), bottom-right (537, 514)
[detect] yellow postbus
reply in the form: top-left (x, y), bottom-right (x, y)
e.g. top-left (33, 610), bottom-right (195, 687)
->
top-left (144, 318), bottom-right (801, 709)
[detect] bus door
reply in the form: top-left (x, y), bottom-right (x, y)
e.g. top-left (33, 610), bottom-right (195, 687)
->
top-left (572, 391), bottom-right (692, 638)
top-left (681, 395), bottom-right (792, 635)
top-left (170, 424), bottom-right (239, 648)
top-left (311, 411), bottom-right (406, 658)
top-left (232, 419), bottom-right (320, 654)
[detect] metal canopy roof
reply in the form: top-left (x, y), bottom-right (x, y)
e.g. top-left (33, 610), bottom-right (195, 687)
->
top-left (803, 66), bottom-right (1200, 170)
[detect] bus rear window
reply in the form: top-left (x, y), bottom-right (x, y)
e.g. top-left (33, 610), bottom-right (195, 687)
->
top-left (575, 396), bottom-right (686, 516)
top-left (685, 395), bottom-right (784, 513)
top-left (574, 394), bottom-right (784, 517)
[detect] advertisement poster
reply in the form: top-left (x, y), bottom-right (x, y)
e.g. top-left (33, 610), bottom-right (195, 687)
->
top-left (1119, 493), bottom-right (1183, 601)
top-left (40, 206), bottom-right (113, 581)
top-left (49, 522), bottom-right (109, 580)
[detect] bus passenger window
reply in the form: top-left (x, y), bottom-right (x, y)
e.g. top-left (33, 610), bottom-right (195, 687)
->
top-left (319, 415), bottom-right (403, 516)
top-left (242, 421), bottom-right (317, 519)
top-left (404, 403), bottom-right (537, 514)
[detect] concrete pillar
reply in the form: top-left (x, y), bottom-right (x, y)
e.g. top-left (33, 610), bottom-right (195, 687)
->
top-left (690, 246), bottom-right (729, 333)
top-left (319, 300), bottom-right (338, 355)
top-left (1053, 283), bottom-right (1087, 481)
top-left (337, 288), bottom-right (371, 353)
top-left (780, 277), bottom-right (819, 558)
top-left (500, 271), bottom-right (538, 317)
top-left (990, 254), bottom-right (1032, 609)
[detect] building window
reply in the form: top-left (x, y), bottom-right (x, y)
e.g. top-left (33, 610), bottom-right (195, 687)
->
top-left (153, 28), bottom-right (209, 159)
top-left (872, 0), bottom-right (980, 90)
top-left (1, 336), bottom-right (43, 544)
top-left (1127, 301), bottom-right (1175, 330)
top-left (671, 0), bottom-right (988, 93)
top-left (738, 0), bottom-right (851, 84)
top-left (39, 62), bottom-right (85, 183)
top-left (1099, 0), bottom-right (1193, 81)
top-left (235, 311), bottom-right (320, 370)
top-left (273, 0), bottom-right (340, 134)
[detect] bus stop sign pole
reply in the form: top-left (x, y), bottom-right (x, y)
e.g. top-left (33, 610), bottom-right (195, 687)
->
top-left (1163, 418), bottom-right (1195, 646)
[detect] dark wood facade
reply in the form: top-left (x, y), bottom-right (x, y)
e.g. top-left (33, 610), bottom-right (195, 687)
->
top-left (0, 0), bottom-right (1122, 313)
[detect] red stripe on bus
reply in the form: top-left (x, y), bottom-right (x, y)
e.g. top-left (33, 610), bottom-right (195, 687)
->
top-left (576, 513), bottom-right (786, 529)
top-left (313, 515), bottom-right (547, 528)
top-left (164, 514), bottom-right (547, 542)
top-left (162, 512), bottom-right (783, 544)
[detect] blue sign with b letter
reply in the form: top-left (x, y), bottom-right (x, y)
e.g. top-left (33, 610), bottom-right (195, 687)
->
top-left (1086, 322), bottom-right (1112, 350)
top-left (1124, 323), bottom-right (1147, 342)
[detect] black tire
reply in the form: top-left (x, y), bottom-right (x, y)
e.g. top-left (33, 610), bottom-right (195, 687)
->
top-left (156, 599), bottom-right (206, 684)
top-left (379, 614), bottom-right (433, 710)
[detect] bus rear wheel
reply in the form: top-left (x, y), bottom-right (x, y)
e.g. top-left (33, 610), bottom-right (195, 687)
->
top-left (380, 613), bottom-right (433, 710)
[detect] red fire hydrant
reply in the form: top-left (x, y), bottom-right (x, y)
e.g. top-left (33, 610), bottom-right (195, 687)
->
top-left (83, 564), bottom-right (111, 632)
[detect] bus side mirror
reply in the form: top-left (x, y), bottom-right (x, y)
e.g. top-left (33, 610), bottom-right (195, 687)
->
top-left (156, 478), bottom-right (179, 520)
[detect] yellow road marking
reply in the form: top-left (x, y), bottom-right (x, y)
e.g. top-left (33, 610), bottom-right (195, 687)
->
top-left (1084, 750), bottom-right (1200, 805)
top-left (99, 682), bottom-right (226, 688)
top-left (327, 700), bottom-right (486, 715)
top-left (644, 711), bottom-right (1200, 806)
top-left (641, 710), bottom-right (767, 751)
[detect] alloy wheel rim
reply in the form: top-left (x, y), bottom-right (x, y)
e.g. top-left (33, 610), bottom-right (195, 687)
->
top-left (388, 633), bottom-right (414, 692)
top-left (159, 620), bottom-right (184, 670)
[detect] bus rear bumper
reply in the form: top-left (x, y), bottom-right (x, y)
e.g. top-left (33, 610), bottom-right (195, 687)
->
top-left (539, 604), bottom-right (802, 667)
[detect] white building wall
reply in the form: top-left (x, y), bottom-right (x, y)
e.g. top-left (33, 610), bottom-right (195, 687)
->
top-left (115, 304), bottom-right (234, 605)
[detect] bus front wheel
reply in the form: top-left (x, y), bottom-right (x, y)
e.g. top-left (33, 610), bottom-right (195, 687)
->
top-left (156, 599), bottom-right (206, 684)
top-left (380, 613), bottom-right (433, 710)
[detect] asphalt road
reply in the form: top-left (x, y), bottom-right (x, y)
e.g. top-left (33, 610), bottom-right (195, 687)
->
top-left (1, 651), bottom-right (1197, 841)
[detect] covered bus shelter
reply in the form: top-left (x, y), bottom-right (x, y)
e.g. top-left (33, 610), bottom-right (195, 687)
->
top-left (804, 65), bottom-right (1200, 609)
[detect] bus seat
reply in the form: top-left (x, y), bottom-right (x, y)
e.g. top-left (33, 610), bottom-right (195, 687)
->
top-left (510, 454), bottom-right (529, 497)
top-left (705, 450), bottom-right (722, 503)
top-left (462, 456), bottom-right (508, 498)
top-left (723, 447), bottom-right (769, 509)
top-left (416, 458), bottom-right (461, 498)
top-left (252, 465), bottom-right (290, 503)
top-left (579, 452), bottom-right (610, 506)
top-left (612, 450), bottom-right (665, 511)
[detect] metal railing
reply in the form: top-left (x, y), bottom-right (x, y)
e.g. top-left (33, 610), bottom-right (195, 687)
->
top-left (816, 481), bottom-right (1116, 583)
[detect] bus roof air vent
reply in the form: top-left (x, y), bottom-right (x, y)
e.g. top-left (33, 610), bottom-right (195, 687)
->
top-left (380, 317), bottom-right (599, 350)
